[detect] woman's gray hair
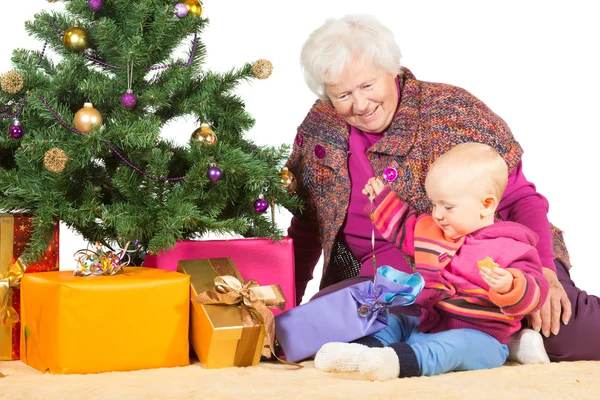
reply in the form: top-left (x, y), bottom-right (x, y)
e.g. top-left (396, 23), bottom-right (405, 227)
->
top-left (300, 14), bottom-right (402, 99)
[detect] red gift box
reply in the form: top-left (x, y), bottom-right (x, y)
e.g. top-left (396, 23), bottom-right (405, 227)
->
top-left (0, 214), bottom-right (59, 360)
top-left (143, 237), bottom-right (296, 313)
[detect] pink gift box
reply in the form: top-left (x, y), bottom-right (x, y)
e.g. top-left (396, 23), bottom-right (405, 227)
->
top-left (142, 237), bottom-right (296, 313)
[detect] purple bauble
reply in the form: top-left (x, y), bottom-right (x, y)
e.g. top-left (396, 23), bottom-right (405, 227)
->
top-left (207, 165), bottom-right (223, 182)
top-left (88, 0), bottom-right (102, 12)
top-left (9, 120), bottom-right (23, 139)
top-left (253, 197), bottom-right (269, 213)
top-left (121, 90), bottom-right (137, 109)
top-left (174, 3), bottom-right (189, 18)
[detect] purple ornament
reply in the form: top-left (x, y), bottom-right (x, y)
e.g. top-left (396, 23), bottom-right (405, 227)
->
top-left (88, 0), bottom-right (103, 12)
top-left (382, 167), bottom-right (398, 182)
top-left (253, 195), bottom-right (269, 213)
top-left (9, 120), bottom-right (23, 139)
top-left (121, 89), bottom-right (137, 109)
top-left (207, 164), bottom-right (223, 182)
top-left (174, 3), bottom-right (189, 18)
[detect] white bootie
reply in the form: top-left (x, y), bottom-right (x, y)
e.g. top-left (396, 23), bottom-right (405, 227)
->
top-left (314, 342), bottom-right (368, 373)
top-left (508, 328), bottom-right (550, 364)
top-left (358, 347), bottom-right (400, 381)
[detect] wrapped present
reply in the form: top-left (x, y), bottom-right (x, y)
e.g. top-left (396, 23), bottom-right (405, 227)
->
top-left (178, 258), bottom-right (286, 369)
top-left (144, 237), bottom-right (296, 314)
top-left (20, 267), bottom-right (190, 374)
top-left (1, 214), bottom-right (59, 361)
top-left (275, 266), bottom-right (425, 363)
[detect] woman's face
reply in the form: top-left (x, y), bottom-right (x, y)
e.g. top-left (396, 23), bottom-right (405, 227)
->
top-left (324, 60), bottom-right (399, 133)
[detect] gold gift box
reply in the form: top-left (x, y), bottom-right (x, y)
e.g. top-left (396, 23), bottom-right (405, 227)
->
top-left (20, 267), bottom-right (190, 374)
top-left (177, 258), bottom-right (266, 369)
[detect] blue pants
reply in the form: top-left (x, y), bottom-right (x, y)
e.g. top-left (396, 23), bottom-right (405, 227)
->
top-left (371, 313), bottom-right (509, 376)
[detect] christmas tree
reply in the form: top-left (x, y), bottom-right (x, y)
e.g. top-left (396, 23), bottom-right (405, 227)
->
top-left (0, 0), bottom-right (300, 264)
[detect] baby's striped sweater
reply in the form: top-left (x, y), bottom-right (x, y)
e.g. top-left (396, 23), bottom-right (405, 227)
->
top-left (373, 187), bottom-right (549, 344)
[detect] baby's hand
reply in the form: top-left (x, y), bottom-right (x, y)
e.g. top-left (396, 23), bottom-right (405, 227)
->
top-left (361, 177), bottom-right (385, 200)
top-left (479, 264), bottom-right (514, 294)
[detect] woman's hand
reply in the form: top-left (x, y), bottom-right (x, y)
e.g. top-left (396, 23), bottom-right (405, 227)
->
top-left (480, 266), bottom-right (514, 294)
top-left (527, 267), bottom-right (572, 337)
top-left (362, 177), bottom-right (385, 199)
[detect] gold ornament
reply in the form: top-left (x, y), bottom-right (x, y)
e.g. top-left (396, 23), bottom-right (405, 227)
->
top-left (1, 70), bottom-right (24, 94)
top-left (63, 26), bottom-right (89, 53)
top-left (74, 102), bottom-right (103, 133)
top-left (183, 0), bottom-right (202, 16)
top-left (252, 59), bottom-right (273, 80)
top-left (279, 167), bottom-right (297, 193)
top-left (191, 123), bottom-right (217, 148)
top-left (44, 147), bottom-right (68, 173)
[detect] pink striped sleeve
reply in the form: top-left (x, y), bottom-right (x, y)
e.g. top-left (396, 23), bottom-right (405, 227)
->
top-left (372, 187), bottom-right (417, 256)
top-left (488, 267), bottom-right (548, 316)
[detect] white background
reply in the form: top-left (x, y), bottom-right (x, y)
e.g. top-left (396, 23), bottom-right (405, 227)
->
top-left (1, 1), bottom-right (598, 302)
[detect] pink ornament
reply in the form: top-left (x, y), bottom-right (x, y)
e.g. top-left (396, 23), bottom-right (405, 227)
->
top-left (121, 89), bottom-right (137, 109)
top-left (253, 194), bottom-right (269, 213)
top-left (174, 3), bottom-right (189, 18)
top-left (88, 0), bottom-right (102, 12)
top-left (207, 164), bottom-right (223, 182)
top-left (9, 120), bottom-right (23, 139)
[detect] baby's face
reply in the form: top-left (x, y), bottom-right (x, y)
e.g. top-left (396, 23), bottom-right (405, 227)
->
top-left (425, 173), bottom-right (487, 240)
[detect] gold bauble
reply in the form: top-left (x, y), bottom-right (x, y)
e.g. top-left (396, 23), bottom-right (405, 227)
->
top-left (74, 102), bottom-right (103, 133)
top-left (252, 59), bottom-right (273, 80)
top-left (279, 167), bottom-right (297, 193)
top-left (183, 0), bottom-right (202, 16)
top-left (191, 123), bottom-right (217, 148)
top-left (1, 70), bottom-right (24, 94)
top-left (63, 26), bottom-right (89, 54)
top-left (44, 147), bottom-right (68, 173)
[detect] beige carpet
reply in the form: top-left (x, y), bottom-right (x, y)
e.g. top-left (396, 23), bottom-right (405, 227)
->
top-left (1, 359), bottom-right (600, 400)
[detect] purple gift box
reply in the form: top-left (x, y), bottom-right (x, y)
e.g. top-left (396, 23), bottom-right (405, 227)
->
top-left (274, 266), bottom-right (424, 363)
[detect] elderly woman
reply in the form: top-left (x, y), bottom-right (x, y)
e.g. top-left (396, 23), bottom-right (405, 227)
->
top-left (285, 14), bottom-right (600, 362)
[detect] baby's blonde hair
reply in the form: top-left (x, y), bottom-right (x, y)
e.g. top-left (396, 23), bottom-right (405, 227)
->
top-left (428, 142), bottom-right (508, 200)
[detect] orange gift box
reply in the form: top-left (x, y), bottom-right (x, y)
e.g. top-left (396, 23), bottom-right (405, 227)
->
top-left (1, 214), bottom-right (59, 361)
top-left (178, 258), bottom-right (286, 369)
top-left (20, 267), bottom-right (190, 374)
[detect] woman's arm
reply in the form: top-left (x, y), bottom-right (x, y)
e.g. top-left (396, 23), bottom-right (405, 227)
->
top-left (497, 160), bottom-right (556, 272)
top-left (287, 216), bottom-right (322, 305)
top-left (497, 160), bottom-right (572, 335)
top-left (286, 148), bottom-right (323, 305)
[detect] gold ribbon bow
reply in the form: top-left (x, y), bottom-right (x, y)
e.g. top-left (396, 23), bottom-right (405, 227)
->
top-left (0, 258), bottom-right (25, 326)
top-left (194, 275), bottom-right (301, 368)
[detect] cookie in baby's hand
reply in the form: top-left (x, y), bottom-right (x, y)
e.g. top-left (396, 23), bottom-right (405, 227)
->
top-left (477, 257), bottom-right (499, 270)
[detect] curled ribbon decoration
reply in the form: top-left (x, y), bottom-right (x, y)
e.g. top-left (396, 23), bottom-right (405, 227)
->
top-left (0, 257), bottom-right (25, 326)
top-left (73, 241), bottom-right (135, 277)
top-left (194, 275), bottom-right (302, 368)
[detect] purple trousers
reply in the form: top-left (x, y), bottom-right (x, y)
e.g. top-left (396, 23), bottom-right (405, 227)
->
top-left (543, 260), bottom-right (600, 361)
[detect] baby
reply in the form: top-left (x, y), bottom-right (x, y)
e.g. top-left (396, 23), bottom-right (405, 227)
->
top-left (315, 142), bottom-right (550, 380)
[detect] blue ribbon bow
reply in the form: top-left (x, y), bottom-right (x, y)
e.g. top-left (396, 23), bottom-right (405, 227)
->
top-left (348, 266), bottom-right (424, 329)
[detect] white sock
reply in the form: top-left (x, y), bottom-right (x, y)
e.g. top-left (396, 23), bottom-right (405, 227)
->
top-left (507, 328), bottom-right (550, 364)
top-left (314, 342), bottom-right (368, 373)
top-left (358, 347), bottom-right (400, 381)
